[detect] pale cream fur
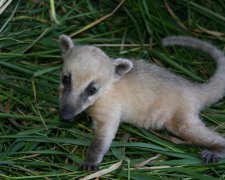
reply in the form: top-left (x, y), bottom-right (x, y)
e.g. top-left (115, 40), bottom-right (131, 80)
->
top-left (59, 35), bottom-right (225, 170)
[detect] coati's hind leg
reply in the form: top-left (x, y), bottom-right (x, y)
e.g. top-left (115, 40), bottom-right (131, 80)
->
top-left (166, 114), bottom-right (225, 163)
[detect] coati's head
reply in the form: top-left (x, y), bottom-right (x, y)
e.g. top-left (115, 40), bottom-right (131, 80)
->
top-left (59, 35), bottom-right (133, 121)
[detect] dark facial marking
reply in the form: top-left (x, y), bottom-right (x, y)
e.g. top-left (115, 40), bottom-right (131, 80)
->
top-left (85, 81), bottom-right (97, 96)
top-left (60, 80), bottom-right (98, 122)
top-left (61, 73), bottom-right (72, 95)
top-left (62, 73), bottom-right (71, 86)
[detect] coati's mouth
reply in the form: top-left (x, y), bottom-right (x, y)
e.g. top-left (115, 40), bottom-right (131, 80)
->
top-left (60, 104), bottom-right (84, 122)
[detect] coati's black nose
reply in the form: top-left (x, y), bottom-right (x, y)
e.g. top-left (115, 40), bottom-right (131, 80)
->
top-left (60, 106), bottom-right (75, 121)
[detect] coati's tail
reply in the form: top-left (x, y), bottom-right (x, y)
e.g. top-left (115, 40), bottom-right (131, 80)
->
top-left (162, 36), bottom-right (225, 108)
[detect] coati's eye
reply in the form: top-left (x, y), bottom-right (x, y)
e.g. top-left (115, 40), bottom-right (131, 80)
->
top-left (62, 74), bottom-right (71, 86)
top-left (86, 82), bottom-right (97, 96)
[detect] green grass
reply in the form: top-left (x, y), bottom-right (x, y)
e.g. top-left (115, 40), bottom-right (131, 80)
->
top-left (0, 0), bottom-right (225, 179)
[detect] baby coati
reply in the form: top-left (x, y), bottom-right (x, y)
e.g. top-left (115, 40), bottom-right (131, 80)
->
top-left (59, 35), bottom-right (225, 171)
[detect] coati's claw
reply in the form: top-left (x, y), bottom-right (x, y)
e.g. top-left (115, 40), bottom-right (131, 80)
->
top-left (79, 162), bottom-right (99, 171)
top-left (201, 150), bottom-right (221, 164)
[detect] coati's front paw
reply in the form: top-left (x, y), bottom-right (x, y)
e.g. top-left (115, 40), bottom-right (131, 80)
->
top-left (79, 162), bottom-right (99, 171)
top-left (201, 150), bottom-right (221, 164)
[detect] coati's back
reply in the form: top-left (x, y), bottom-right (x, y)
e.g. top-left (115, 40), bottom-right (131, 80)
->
top-left (110, 60), bottom-right (198, 129)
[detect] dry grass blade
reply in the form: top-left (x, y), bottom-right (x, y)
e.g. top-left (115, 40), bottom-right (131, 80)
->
top-left (194, 24), bottom-right (225, 37)
top-left (0, 0), bottom-right (13, 15)
top-left (131, 165), bottom-right (173, 170)
top-left (164, 0), bottom-right (188, 31)
top-left (150, 131), bottom-right (190, 145)
top-left (70, 0), bottom-right (125, 37)
top-left (80, 160), bottom-right (123, 180)
top-left (134, 154), bottom-right (161, 168)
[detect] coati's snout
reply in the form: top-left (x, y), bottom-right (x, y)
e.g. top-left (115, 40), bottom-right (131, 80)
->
top-left (60, 98), bottom-right (83, 121)
top-left (59, 82), bottom-right (99, 121)
top-left (58, 34), bottom-right (113, 122)
top-left (60, 104), bottom-right (75, 121)
top-left (59, 93), bottom-right (79, 121)
top-left (59, 34), bottom-right (133, 123)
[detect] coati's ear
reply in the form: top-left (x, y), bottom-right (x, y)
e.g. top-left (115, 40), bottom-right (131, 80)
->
top-left (59, 35), bottom-right (74, 56)
top-left (113, 58), bottom-right (133, 79)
